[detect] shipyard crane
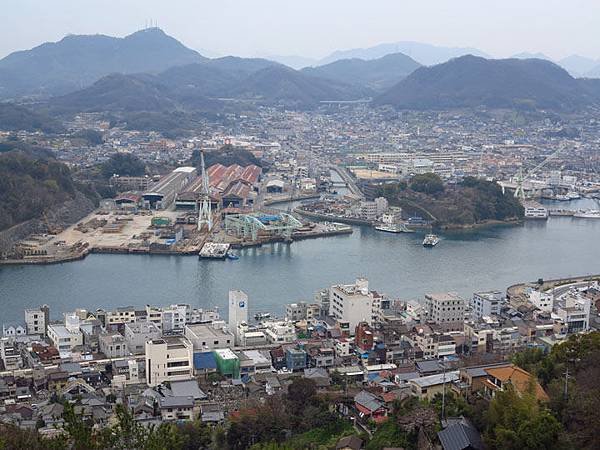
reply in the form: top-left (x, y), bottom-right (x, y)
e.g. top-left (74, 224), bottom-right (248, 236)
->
top-left (197, 150), bottom-right (213, 232)
top-left (513, 147), bottom-right (564, 201)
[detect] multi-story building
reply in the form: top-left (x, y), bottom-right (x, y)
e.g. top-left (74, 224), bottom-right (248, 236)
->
top-left (236, 323), bottom-right (267, 347)
top-left (124, 321), bottom-right (161, 354)
top-left (412, 328), bottom-right (457, 359)
top-left (99, 333), bottom-right (129, 358)
top-left (47, 324), bottom-right (83, 355)
top-left (285, 302), bottom-right (321, 322)
top-left (105, 307), bottom-right (137, 326)
top-left (355, 322), bottom-right (374, 351)
top-left (184, 323), bottom-right (234, 351)
top-left (286, 348), bottom-right (307, 372)
top-left (425, 292), bottom-right (465, 332)
top-left (554, 293), bottom-right (591, 334)
top-left (263, 320), bottom-right (296, 344)
top-left (329, 278), bottom-right (382, 334)
top-left (471, 291), bottom-right (504, 319)
top-left (359, 201), bottom-right (378, 221)
top-left (0, 338), bottom-right (23, 370)
top-left (528, 290), bottom-right (553, 312)
top-left (24, 305), bottom-right (49, 336)
top-left (228, 290), bottom-right (249, 340)
top-left (145, 337), bottom-right (193, 387)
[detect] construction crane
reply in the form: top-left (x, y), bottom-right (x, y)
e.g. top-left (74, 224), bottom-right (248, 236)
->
top-left (513, 147), bottom-right (564, 201)
top-left (197, 150), bottom-right (213, 232)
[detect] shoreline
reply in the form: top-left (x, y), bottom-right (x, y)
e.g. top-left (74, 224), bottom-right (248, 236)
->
top-left (437, 218), bottom-right (523, 231)
top-left (0, 226), bottom-right (353, 267)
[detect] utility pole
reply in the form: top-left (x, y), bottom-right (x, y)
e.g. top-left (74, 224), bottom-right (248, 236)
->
top-left (563, 365), bottom-right (569, 400)
top-left (441, 357), bottom-right (447, 424)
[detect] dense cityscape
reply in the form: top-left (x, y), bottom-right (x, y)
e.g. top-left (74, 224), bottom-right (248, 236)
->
top-left (1, 2), bottom-right (600, 450)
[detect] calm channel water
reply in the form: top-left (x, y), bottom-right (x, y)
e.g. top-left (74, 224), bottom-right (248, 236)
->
top-left (1, 198), bottom-right (599, 325)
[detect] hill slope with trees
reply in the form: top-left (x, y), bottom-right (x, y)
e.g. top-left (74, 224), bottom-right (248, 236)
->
top-left (374, 55), bottom-right (600, 111)
top-left (379, 174), bottom-right (524, 227)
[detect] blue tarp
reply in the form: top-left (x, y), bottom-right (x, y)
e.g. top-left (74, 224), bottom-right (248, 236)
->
top-left (194, 352), bottom-right (217, 370)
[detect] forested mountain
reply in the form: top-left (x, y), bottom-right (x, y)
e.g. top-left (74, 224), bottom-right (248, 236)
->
top-left (0, 28), bottom-right (205, 98)
top-left (0, 143), bottom-right (78, 231)
top-left (374, 55), bottom-right (600, 110)
top-left (302, 53), bottom-right (421, 91)
top-left (0, 102), bottom-right (64, 133)
top-left (51, 62), bottom-right (368, 112)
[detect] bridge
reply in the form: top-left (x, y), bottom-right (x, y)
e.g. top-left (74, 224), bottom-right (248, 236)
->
top-left (330, 165), bottom-right (365, 199)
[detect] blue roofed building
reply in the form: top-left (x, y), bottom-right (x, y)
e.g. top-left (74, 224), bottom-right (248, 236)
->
top-left (193, 351), bottom-right (217, 376)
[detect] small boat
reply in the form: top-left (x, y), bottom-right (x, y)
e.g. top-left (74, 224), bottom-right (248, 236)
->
top-left (254, 312), bottom-right (271, 320)
top-left (226, 251), bottom-right (240, 260)
top-left (422, 234), bottom-right (440, 247)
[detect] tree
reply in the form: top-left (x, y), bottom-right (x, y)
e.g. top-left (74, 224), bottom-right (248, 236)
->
top-left (101, 153), bottom-right (145, 178)
top-left (409, 173), bottom-right (444, 194)
top-left (287, 378), bottom-right (317, 405)
top-left (484, 384), bottom-right (563, 450)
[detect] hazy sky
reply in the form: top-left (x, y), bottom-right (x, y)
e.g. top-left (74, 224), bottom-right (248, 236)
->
top-left (3, 0), bottom-right (600, 60)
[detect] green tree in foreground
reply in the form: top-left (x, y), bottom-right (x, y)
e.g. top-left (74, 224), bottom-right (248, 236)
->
top-left (484, 383), bottom-right (563, 450)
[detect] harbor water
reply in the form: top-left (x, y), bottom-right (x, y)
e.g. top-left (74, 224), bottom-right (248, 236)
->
top-left (1, 198), bottom-right (599, 324)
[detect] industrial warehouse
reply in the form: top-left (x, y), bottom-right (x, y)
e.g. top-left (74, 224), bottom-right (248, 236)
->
top-left (3, 158), bottom-right (351, 264)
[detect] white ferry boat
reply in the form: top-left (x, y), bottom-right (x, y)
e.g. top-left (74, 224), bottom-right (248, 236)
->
top-left (573, 209), bottom-right (600, 219)
top-left (374, 223), bottom-right (415, 233)
top-left (422, 234), bottom-right (440, 247)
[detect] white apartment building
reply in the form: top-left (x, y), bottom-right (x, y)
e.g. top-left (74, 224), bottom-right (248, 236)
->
top-left (236, 323), bottom-right (267, 347)
top-left (285, 302), bottom-right (321, 322)
top-left (412, 330), bottom-right (456, 359)
top-left (329, 278), bottom-right (381, 334)
top-left (359, 201), bottom-right (378, 221)
top-left (262, 320), bottom-right (296, 344)
top-left (471, 291), bottom-right (504, 319)
top-left (374, 197), bottom-right (388, 216)
top-left (106, 307), bottom-right (137, 326)
top-left (24, 305), bottom-right (49, 336)
top-left (228, 290), bottom-right (249, 336)
top-left (124, 321), bottom-right (161, 354)
top-left (554, 293), bottom-right (591, 334)
top-left (145, 336), bottom-right (193, 387)
top-left (529, 290), bottom-right (553, 312)
top-left (425, 292), bottom-right (465, 332)
top-left (47, 324), bottom-right (83, 355)
top-left (0, 338), bottom-right (23, 370)
top-left (335, 338), bottom-right (352, 358)
top-left (184, 323), bottom-right (234, 351)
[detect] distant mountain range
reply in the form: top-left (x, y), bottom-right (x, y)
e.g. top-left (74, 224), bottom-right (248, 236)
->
top-left (0, 28), bottom-right (204, 99)
top-left (318, 41), bottom-right (490, 66)
top-left (50, 58), bottom-right (369, 112)
top-left (302, 53), bottom-right (421, 91)
top-left (374, 55), bottom-right (600, 111)
top-left (2, 28), bottom-right (600, 115)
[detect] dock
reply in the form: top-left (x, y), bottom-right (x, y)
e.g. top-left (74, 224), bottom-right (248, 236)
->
top-left (199, 242), bottom-right (230, 259)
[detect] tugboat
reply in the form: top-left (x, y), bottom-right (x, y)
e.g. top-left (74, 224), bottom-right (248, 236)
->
top-left (422, 234), bottom-right (440, 247)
